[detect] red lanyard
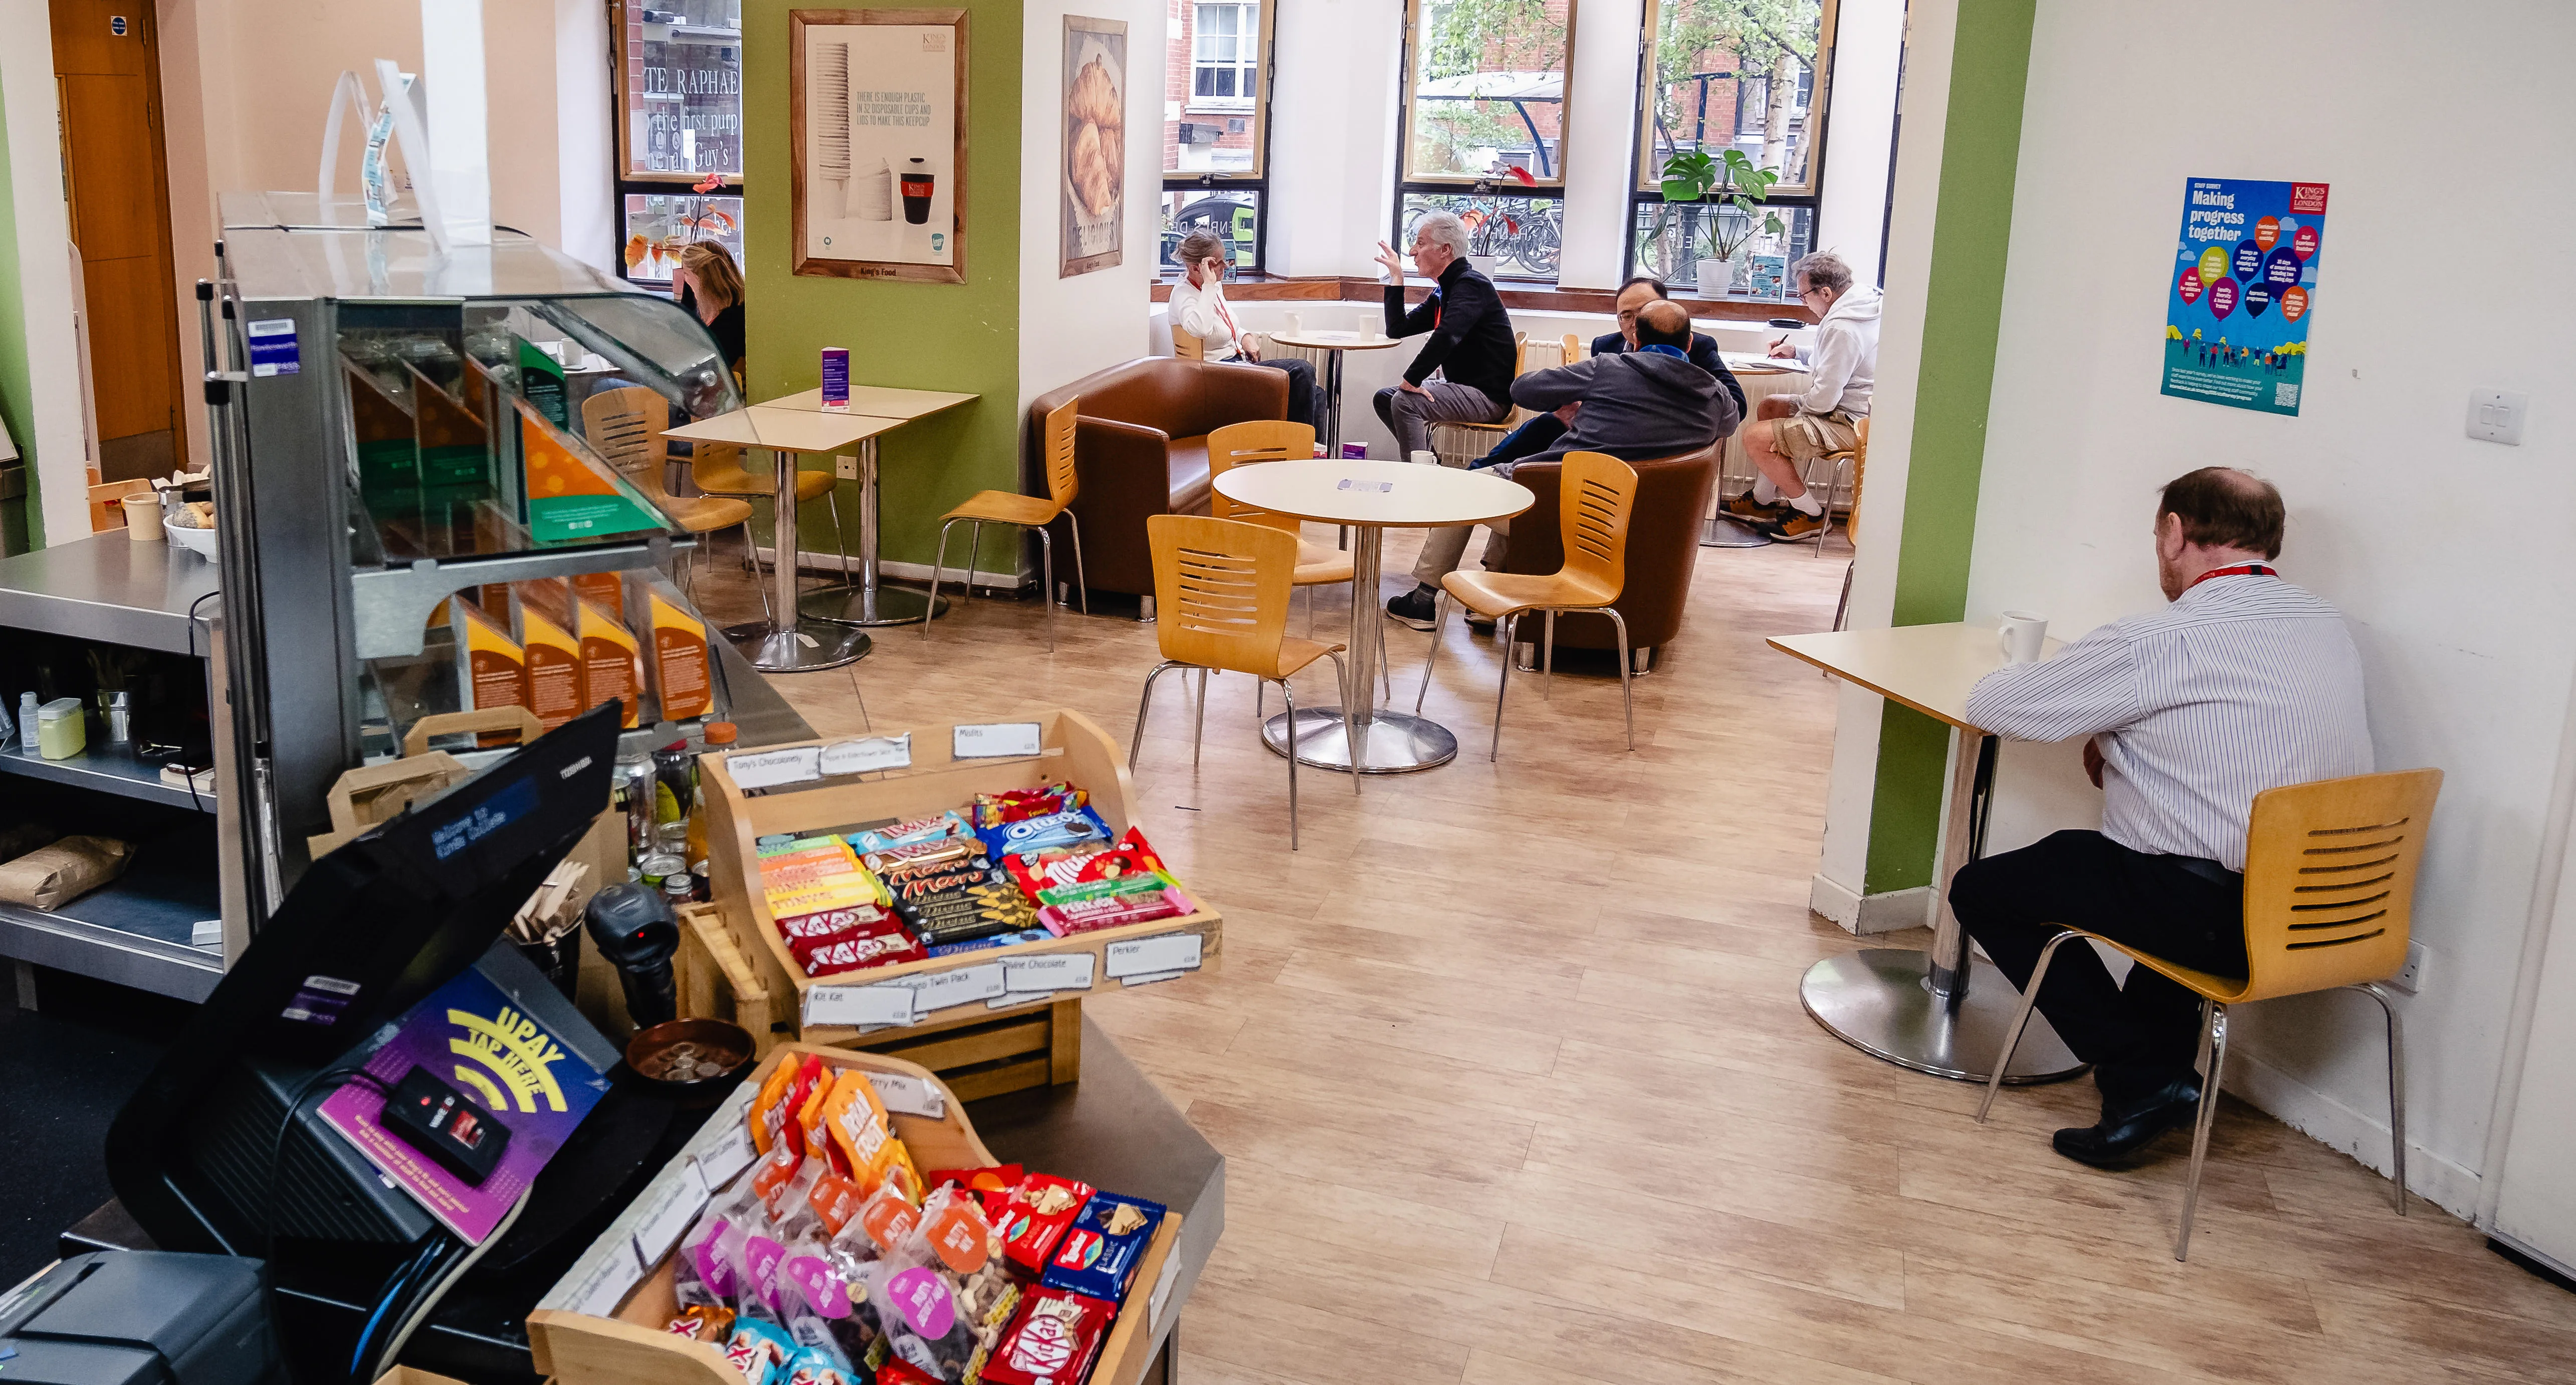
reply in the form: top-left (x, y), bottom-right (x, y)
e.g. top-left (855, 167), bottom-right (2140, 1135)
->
top-left (2188, 562), bottom-right (2275, 591)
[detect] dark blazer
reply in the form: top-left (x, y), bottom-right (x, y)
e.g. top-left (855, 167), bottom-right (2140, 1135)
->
top-left (1591, 329), bottom-right (1745, 421)
top-left (1385, 258), bottom-right (1518, 401)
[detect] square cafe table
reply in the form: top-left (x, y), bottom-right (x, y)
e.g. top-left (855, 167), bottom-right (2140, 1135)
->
top-left (760, 385), bottom-right (979, 629)
top-left (1768, 623), bottom-right (2087, 1084)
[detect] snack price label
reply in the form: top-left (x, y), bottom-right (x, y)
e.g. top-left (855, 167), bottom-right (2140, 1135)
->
top-left (694, 1123), bottom-right (758, 1191)
top-left (820, 734), bottom-right (911, 776)
top-left (571, 1242), bottom-right (647, 1318)
top-left (630, 1175), bottom-right (709, 1268)
top-left (906, 961), bottom-right (1007, 1013)
top-left (727, 746), bottom-right (823, 790)
top-left (867, 1070), bottom-right (947, 1119)
top-left (805, 981), bottom-right (916, 1028)
top-left (1105, 932), bottom-right (1203, 978)
top-left (953, 722), bottom-right (1043, 759)
top-left (1004, 952), bottom-right (1096, 993)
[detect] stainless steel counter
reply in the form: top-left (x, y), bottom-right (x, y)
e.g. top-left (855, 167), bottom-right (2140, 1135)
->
top-left (0, 533), bottom-right (221, 655)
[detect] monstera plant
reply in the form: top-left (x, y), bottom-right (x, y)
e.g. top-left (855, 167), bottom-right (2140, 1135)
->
top-left (1654, 147), bottom-right (1783, 296)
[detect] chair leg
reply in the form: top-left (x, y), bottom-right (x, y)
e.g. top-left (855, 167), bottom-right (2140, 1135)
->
top-left (1278, 678), bottom-right (1301, 850)
top-left (1605, 606), bottom-right (1635, 751)
top-left (923, 519), bottom-right (958, 638)
top-left (1035, 523), bottom-right (1057, 652)
top-left (2175, 1001), bottom-right (2229, 1262)
top-left (1323, 651), bottom-right (1360, 794)
top-left (1542, 610), bottom-right (1557, 700)
top-left (1064, 512), bottom-right (1092, 618)
top-left (1490, 612), bottom-right (1515, 761)
top-left (1192, 667), bottom-right (1209, 769)
top-left (1832, 560), bottom-right (1854, 633)
top-left (964, 523), bottom-right (984, 608)
top-left (1414, 590), bottom-right (1448, 715)
top-left (2354, 981), bottom-right (2409, 1215)
top-left (1977, 929), bottom-right (2079, 1122)
top-left (825, 482), bottom-right (853, 582)
top-left (744, 520), bottom-right (773, 624)
top-left (1128, 661), bottom-right (1182, 768)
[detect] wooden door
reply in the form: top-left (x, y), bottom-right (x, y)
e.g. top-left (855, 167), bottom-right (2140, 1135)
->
top-left (52, 0), bottom-right (184, 484)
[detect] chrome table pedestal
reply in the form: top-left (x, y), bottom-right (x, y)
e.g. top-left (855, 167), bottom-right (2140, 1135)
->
top-left (798, 436), bottom-right (952, 628)
top-left (724, 445), bottom-right (868, 672)
top-left (1259, 522), bottom-right (1457, 772)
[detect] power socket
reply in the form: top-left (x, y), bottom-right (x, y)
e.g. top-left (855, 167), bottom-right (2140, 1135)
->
top-left (833, 454), bottom-right (858, 481)
top-left (2393, 940), bottom-right (2429, 993)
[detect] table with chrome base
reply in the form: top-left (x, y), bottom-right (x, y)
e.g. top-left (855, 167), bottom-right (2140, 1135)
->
top-left (757, 385), bottom-right (981, 628)
top-left (1266, 327), bottom-right (1403, 467)
top-left (1768, 624), bottom-right (2088, 1084)
top-left (1213, 458), bottom-right (1534, 773)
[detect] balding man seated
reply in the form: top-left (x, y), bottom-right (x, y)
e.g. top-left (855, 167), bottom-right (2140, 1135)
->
top-left (1388, 300), bottom-right (1738, 628)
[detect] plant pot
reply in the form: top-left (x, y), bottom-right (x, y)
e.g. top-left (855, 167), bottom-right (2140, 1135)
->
top-left (1469, 254), bottom-right (1504, 277)
top-left (1696, 254), bottom-right (1745, 298)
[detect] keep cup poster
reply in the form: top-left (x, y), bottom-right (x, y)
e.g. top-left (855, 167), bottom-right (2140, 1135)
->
top-left (793, 9), bottom-right (968, 284)
top-left (2161, 177), bottom-right (2327, 416)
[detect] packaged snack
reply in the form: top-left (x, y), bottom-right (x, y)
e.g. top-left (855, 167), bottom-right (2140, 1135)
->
top-left (759, 835), bottom-right (852, 860)
top-left (804, 1170), bottom-right (869, 1239)
top-left (794, 919), bottom-right (929, 977)
top-left (858, 1185), bottom-right (922, 1252)
top-left (850, 812), bottom-right (973, 855)
top-left (996, 1174), bottom-right (1094, 1279)
top-left (723, 1314), bottom-right (798, 1384)
top-left (667, 1303), bottom-right (735, 1342)
top-left (876, 1361), bottom-right (940, 1385)
top-left (749, 1061), bottom-right (802, 1156)
top-left (776, 904), bottom-right (898, 944)
top-left (575, 597), bottom-right (643, 728)
top-left (881, 1138), bottom-right (926, 1207)
top-left (800, 1091), bottom-right (852, 1181)
top-left (925, 1165), bottom-right (1025, 1221)
top-left (861, 836), bottom-right (984, 874)
top-left (766, 876), bottom-right (893, 921)
top-left (766, 1055), bottom-right (830, 1158)
top-left (976, 808), bottom-right (1112, 862)
top-left (878, 858), bottom-right (1011, 902)
top-left (999, 847), bottom-right (1112, 902)
top-left (926, 928), bottom-right (1053, 958)
top-left (820, 1070), bottom-right (896, 1180)
top-left (516, 599), bottom-right (583, 731)
top-left (674, 1205), bottom-right (741, 1308)
top-left (639, 583), bottom-right (715, 722)
top-left (450, 597), bottom-right (527, 747)
top-left (980, 1288), bottom-right (1116, 1385)
top-left (758, 1154), bottom-right (825, 1226)
top-left (972, 784), bottom-right (1088, 828)
top-left (1037, 1192), bottom-right (1165, 1301)
top-left (920, 1190), bottom-right (994, 1275)
top-left (572, 570), bottom-right (624, 614)
top-left (1037, 889), bottom-right (1190, 937)
top-left (1071, 827), bottom-right (1172, 884)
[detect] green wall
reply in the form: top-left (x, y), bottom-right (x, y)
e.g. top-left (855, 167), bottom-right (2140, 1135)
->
top-left (0, 65), bottom-right (39, 553)
top-left (1860, 0), bottom-right (2035, 892)
top-left (742, 0), bottom-right (1024, 571)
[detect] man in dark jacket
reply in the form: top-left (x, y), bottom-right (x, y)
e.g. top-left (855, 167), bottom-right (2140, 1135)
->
top-left (1371, 212), bottom-right (1518, 460)
top-left (1389, 300), bottom-right (1732, 626)
top-left (1470, 276), bottom-right (1745, 475)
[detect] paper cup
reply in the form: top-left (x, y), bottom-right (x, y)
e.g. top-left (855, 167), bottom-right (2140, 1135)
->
top-left (122, 494), bottom-right (164, 541)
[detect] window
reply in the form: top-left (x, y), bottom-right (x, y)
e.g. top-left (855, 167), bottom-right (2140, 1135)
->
top-left (615, 2), bottom-right (746, 285)
top-left (1396, 0), bottom-right (1576, 282)
top-left (1627, 0), bottom-right (1839, 298)
top-left (1162, 0), bottom-right (1275, 274)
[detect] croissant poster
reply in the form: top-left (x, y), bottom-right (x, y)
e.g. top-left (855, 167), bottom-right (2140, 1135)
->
top-left (1060, 16), bottom-right (1127, 277)
top-left (793, 11), bottom-right (968, 284)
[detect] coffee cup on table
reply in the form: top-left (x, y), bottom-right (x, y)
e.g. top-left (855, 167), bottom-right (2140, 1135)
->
top-left (1409, 450), bottom-right (1437, 467)
top-left (1283, 311), bottom-right (1302, 336)
top-left (1998, 611), bottom-right (2049, 664)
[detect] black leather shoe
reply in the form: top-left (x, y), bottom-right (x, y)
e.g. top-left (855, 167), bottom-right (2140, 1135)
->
top-left (2051, 1075), bottom-right (2203, 1167)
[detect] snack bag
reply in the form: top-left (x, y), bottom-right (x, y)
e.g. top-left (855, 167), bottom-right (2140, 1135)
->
top-left (666, 1303), bottom-right (735, 1343)
top-left (750, 1145), bottom-right (809, 1221)
top-left (996, 1174), bottom-right (1094, 1279)
top-left (1037, 1191), bottom-right (1166, 1301)
top-left (980, 1288), bottom-right (1116, 1385)
top-left (880, 1135), bottom-right (926, 1207)
top-left (749, 1061), bottom-right (801, 1156)
top-left (781, 1233), bottom-right (872, 1370)
top-left (820, 1070), bottom-right (897, 1184)
top-left (674, 1200), bottom-right (744, 1309)
top-left (926, 1164), bottom-right (1026, 1221)
top-left (722, 1314), bottom-right (798, 1384)
top-left (800, 1081), bottom-right (851, 1181)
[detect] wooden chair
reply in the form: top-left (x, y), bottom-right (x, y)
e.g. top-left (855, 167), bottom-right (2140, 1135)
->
top-left (691, 439), bottom-right (851, 592)
top-left (1171, 320), bottom-right (1206, 360)
top-left (1207, 420), bottom-right (1390, 709)
top-left (1128, 515), bottom-right (1359, 850)
top-left (1804, 415), bottom-right (1869, 557)
top-left (924, 396), bottom-right (1088, 651)
top-left (583, 386), bottom-right (755, 606)
top-left (1978, 768), bottom-right (2444, 1261)
top-left (1562, 332), bottom-right (1586, 364)
top-left (1412, 451), bottom-right (1640, 759)
top-left (1429, 331), bottom-right (1533, 465)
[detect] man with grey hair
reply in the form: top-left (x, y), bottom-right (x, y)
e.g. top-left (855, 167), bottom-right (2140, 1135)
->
top-left (1727, 249), bottom-right (1880, 541)
top-left (1370, 213), bottom-right (1519, 505)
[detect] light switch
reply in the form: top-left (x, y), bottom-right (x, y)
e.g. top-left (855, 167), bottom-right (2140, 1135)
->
top-left (2467, 388), bottom-right (2528, 446)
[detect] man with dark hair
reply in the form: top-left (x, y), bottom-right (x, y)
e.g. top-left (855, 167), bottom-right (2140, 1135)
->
top-left (1947, 467), bottom-right (2372, 1167)
top-left (1388, 299), bottom-right (1739, 622)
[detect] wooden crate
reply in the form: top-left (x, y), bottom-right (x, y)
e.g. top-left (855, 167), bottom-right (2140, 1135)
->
top-left (675, 901), bottom-right (784, 1058)
top-left (527, 1043), bottom-right (1183, 1385)
top-left (698, 709), bottom-right (1222, 1052)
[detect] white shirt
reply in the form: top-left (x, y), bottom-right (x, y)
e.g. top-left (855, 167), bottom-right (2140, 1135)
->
top-left (1964, 570), bottom-right (2374, 871)
top-left (1168, 275), bottom-right (1247, 361)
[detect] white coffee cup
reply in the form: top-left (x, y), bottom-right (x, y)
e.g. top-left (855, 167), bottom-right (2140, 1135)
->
top-left (1409, 450), bottom-right (1438, 467)
top-left (1998, 611), bottom-right (2049, 664)
top-left (1283, 311), bottom-right (1302, 336)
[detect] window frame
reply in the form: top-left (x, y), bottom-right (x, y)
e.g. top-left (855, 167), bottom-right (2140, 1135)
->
top-left (1396, 0), bottom-right (1581, 192)
top-left (1188, 1), bottom-right (1260, 113)
top-left (1623, 0), bottom-right (1840, 296)
top-left (1161, 0), bottom-right (1278, 276)
top-left (612, 0), bottom-right (747, 286)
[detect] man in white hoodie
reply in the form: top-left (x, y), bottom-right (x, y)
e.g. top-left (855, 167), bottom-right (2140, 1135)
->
top-left (1727, 251), bottom-right (1880, 541)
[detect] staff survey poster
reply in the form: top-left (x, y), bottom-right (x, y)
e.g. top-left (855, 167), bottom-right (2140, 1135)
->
top-left (2161, 177), bottom-right (2327, 416)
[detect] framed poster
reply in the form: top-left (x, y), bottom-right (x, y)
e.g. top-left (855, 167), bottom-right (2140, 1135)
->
top-left (2162, 177), bottom-right (2327, 416)
top-left (792, 8), bottom-right (969, 283)
top-left (1059, 16), bottom-right (1127, 277)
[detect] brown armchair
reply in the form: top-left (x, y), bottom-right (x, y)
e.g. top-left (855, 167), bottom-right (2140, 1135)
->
top-left (1493, 443), bottom-right (1718, 670)
top-left (1026, 357), bottom-right (1289, 608)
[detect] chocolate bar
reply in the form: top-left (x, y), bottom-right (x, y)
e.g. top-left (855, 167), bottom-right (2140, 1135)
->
top-left (795, 916), bottom-right (928, 975)
top-left (1037, 1192), bottom-right (1165, 1301)
top-left (980, 1288), bottom-right (1115, 1385)
top-left (849, 811), bottom-right (973, 854)
top-left (777, 904), bottom-right (897, 942)
top-left (1037, 889), bottom-right (1188, 937)
top-left (862, 836), bottom-right (983, 874)
top-left (997, 1174), bottom-right (1094, 1278)
top-left (927, 928), bottom-right (1053, 957)
top-left (972, 784), bottom-right (1089, 828)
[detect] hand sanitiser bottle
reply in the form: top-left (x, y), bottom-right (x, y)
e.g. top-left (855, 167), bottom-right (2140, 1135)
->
top-left (17, 692), bottom-right (35, 752)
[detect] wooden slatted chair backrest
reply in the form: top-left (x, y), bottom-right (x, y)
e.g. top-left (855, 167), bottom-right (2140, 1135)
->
top-left (2236, 768), bottom-right (2443, 1003)
top-left (1146, 514), bottom-right (1298, 681)
top-left (1554, 451), bottom-right (1639, 605)
top-left (1205, 420), bottom-right (1318, 539)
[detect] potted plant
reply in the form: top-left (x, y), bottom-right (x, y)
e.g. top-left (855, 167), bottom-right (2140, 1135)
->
top-left (1654, 147), bottom-right (1782, 297)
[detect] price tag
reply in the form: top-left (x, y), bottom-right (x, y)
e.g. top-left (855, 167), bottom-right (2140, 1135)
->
top-left (1148, 1244), bottom-right (1184, 1331)
top-left (805, 981), bottom-right (916, 1028)
top-left (571, 1242), bottom-right (648, 1318)
top-left (953, 722), bottom-right (1043, 759)
top-left (630, 1174), bottom-right (709, 1268)
top-left (727, 746), bottom-right (823, 790)
top-left (1105, 932), bottom-right (1203, 978)
top-left (905, 961), bottom-right (1007, 1015)
top-left (1120, 969), bottom-right (1186, 988)
top-left (694, 1122), bottom-right (757, 1192)
top-left (821, 734), bottom-right (911, 776)
top-left (867, 1071), bottom-right (947, 1119)
top-left (1004, 952), bottom-right (1096, 994)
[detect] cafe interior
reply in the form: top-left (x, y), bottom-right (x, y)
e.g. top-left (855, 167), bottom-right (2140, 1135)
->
top-left (0, 1), bottom-right (2571, 1381)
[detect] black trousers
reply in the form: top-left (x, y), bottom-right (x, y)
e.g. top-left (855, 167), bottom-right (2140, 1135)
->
top-left (1245, 356), bottom-right (1317, 430)
top-left (1949, 830), bottom-right (2247, 1107)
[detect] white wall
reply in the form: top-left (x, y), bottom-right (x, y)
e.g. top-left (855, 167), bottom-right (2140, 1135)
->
top-left (1262, 0), bottom-right (1401, 279)
top-left (1965, 0), bottom-right (2576, 1217)
top-left (0, 1), bottom-right (91, 544)
top-left (1810, 0), bottom-right (1902, 289)
top-left (1019, 0), bottom-right (1162, 418)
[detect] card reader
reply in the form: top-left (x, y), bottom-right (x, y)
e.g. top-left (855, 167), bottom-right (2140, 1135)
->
top-left (382, 1065), bottom-right (511, 1184)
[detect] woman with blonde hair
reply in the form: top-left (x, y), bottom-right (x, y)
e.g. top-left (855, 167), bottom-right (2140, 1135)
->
top-left (674, 241), bottom-right (747, 384)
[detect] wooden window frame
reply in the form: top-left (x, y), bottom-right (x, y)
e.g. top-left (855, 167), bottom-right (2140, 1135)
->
top-left (1162, 0), bottom-right (1277, 275)
top-left (1396, 0), bottom-right (1583, 192)
top-left (1630, 0), bottom-right (1841, 202)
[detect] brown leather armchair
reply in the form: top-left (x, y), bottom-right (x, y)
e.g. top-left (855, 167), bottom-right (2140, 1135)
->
top-left (1493, 443), bottom-right (1719, 669)
top-left (1026, 357), bottom-right (1289, 606)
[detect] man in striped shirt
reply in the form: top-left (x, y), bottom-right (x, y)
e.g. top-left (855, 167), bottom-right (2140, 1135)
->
top-left (1950, 468), bottom-right (2374, 1167)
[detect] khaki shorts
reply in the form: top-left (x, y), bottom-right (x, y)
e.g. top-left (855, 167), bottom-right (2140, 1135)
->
top-left (1775, 409), bottom-right (1863, 461)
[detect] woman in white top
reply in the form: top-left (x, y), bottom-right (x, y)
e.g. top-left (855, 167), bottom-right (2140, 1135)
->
top-left (1166, 229), bottom-right (1317, 428)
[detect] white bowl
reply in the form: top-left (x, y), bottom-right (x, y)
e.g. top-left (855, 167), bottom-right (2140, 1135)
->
top-left (166, 523), bottom-right (219, 564)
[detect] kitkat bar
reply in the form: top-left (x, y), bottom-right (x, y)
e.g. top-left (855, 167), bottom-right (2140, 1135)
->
top-left (981, 1288), bottom-right (1115, 1385)
top-left (792, 915), bottom-right (927, 976)
top-left (998, 1174), bottom-right (1094, 1278)
top-left (574, 597), bottom-right (643, 728)
top-left (775, 904), bottom-right (895, 943)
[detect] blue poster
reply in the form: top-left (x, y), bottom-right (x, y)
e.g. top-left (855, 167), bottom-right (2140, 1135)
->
top-left (2161, 177), bottom-right (2327, 416)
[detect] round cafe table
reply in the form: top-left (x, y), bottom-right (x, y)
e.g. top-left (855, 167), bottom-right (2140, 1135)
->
top-left (1212, 458), bottom-right (1533, 773)
top-left (1265, 328), bottom-right (1403, 464)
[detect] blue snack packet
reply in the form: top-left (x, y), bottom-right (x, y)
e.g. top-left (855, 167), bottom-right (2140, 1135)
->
top-left (976, 807), bottom-right (1112, 862)
top-left (1035, 1191), bottom-right (1165, 1302)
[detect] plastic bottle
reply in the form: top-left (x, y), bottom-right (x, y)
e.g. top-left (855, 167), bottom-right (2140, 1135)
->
top-left (684, 722), bottom-right (736, 866)
top-left (17, 693), bottom-right (35, 753)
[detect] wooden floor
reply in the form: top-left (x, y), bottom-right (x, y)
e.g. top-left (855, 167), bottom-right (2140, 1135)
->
top-left (697, 524), bottom-right (2576, 1384)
